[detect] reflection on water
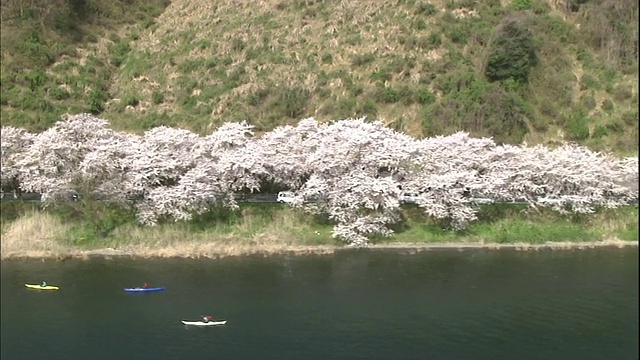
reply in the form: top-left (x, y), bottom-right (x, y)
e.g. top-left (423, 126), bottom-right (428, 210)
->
top-left (1, 248), bottom-right (638, 360)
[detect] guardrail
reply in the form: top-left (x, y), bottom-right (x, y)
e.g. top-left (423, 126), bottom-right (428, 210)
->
top-left (1, 192), bottom-right (637, 206)
top-left (0, 193), bottom-right (280, 203)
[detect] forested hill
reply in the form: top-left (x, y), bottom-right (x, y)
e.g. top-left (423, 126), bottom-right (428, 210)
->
top-left (1, 0), bottom-right (638, 154)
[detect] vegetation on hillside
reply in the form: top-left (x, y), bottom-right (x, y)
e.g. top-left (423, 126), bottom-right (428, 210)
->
top-left (0, 0), bottom-right (170, 129)
top-left (1, 0), bottom-right (638, 153)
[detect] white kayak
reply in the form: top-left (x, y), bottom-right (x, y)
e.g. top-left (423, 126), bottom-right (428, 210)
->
top-left (181, 320), bottom-right (227, 326)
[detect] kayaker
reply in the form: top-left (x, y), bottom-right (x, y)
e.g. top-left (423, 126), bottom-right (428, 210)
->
top-left (41, 281), bottom-right (47, 287)
top-left (202, 315), bottom-right (213, 323)
top-left (143, 283), bottom-right (150, 289)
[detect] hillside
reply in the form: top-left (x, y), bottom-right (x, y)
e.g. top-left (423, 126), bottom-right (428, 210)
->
top-left (1, 0), bottom-right (638, 154)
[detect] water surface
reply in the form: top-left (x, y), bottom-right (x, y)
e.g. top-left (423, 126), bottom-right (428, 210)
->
top-left (2, 248), bottom-right (638, 359)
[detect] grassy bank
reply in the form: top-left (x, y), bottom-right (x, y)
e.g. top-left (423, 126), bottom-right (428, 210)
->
top-left (1, 202), bottom-right (637, 259)
top-left (2, 0), bottom-right (638, 154)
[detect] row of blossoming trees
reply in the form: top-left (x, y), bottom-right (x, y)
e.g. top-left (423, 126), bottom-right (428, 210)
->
top-left (1, 114), bottom-right (638, 246)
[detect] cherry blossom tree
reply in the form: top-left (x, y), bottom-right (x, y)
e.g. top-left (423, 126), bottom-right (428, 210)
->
top-left (481, 143), bottom-right (637, 214)
top-left (291, 118), bottom-right (418, 246)
top-left (254, 118), bottom-right (321, 189)
top-left (0, 126), bottom-right (34, 196)
top-left (133, 121), bottom-right (264, 225)
top-left (2, 114), bottom-right (637, 246)
top-left (399, 132), bottom-right (497, 229)
top-left (616, 156), bottom-right (639, 201)
top-left (13, 114), bottom-right (119, 201)
top-left (77, 131), bottom-right (142, 203)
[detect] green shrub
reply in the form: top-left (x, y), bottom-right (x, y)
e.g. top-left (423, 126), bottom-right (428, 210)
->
top-left (449, 27), bottom-right (468, 44)
top-left (141, 17), bottom-right (156, 29)
top-left (242, 46), bottom-right (260, 61)
top-left (357, 99), bottom-right (378, 118)
top-left (128, 31), bottom-right (140, 41)
top-left (20, 31), bottom-right (55, 66)
top-left (415, 2), bottom-right (437, 16)
top-left (321, 53), bottom-right (333, 64)
top-left (316, 87), bottom-right (331, 99)
top-left (351, 53), bottom-right (376, 66)
top-left (530, 1), bottom-right (551, 14)
top-left (370, 69), bottom-right (392, 83)
top-left (270, 86), bottom-right (311, 118)
top-left (123, 93), bottom-right (140, 107)
top-left (87, 89), bottom-right (107, 114)
top-left (619, 221), bottom-right (638, 241)
top-left (351, 84), bottom-right (364, 97)
top-left (178, 59), bottom-right (204, 73)
top-left (612, 84), bottom-right (634, 102)
top-left (400, 35), bottom-right (441, 51)
top-left (316, 71), bottom-right (329, 87)
top-left (511, 0), bottom-right (532, 10)
top-left (602, 68), bottom-right (618, 84)
top-left (601, 99), bottom-right (614, 114)
top-left (620, 111), bottom-right (638, 126)
top-left (48, 86), bottom-right (70, 100)
top-left (485, 16), bottom-right (537, 83)
top-left (398, 86), bottom-right (415, 105)
top-left (592, 125), bottom-right (608, 138)
top-left (540, 14), bottom-right (575, 43)
top-left (375, 87), bottom-right (400, 103)
top-left (474, 88), bottom-right (530, 144)
top-left (420, 106), bottom-right (436, 136)
top-left (576, 48), bottom-right (592, 65)
top-left (62, 202), bottom-right (138, 241)
top-left (566, 113), bottom-right (590, 141)
top-left (605, 120), bottom-right (624, 133)
top-left (151, 90), bottom-right (165, 105)
top-left (417, 88), bottom-right (436, 105)
top-left (579, 93), bottom-right (596, 111)
top-left (247, 88), bottom-right (270, 106)
top-left (25, 69), bottom-right (48, 91)
top-left (34, 96), bottom-right (54, 113)
top-left (14, 90), bottom-right (35, 110)
top-left (51, 61), bottom-right (76, 72)
top-left (110, 41), bottom-right (131, 67)
top-left (345, 35), bottom-right (362, 46)
top-left (413, 19), bottom-right (427, 30)
top-left (230, 37), bottom-right (246, 52)
top-left (581, 74), bottom-right (599, 90)
top-left (387, 57), bottom-right (409, 74)
top-left (336, 97), bottom-right (357, 118)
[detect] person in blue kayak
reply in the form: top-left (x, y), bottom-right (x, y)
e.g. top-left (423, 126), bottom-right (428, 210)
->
top-left (41, 281), bottom-right (47, 287)
top-left (143, 283), bottom-right (150, 289)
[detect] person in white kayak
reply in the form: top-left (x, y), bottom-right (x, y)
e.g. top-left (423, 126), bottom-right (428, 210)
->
top-left (202, 315), bottom-right (214, 323)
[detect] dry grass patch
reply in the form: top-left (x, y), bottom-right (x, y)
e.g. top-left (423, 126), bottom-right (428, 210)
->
top-left (84, 207), bottom-right (338, 258)
top-left (0, 211), bottom-right (72, 259)
top-left (104, 219), bottom-right (335, 258)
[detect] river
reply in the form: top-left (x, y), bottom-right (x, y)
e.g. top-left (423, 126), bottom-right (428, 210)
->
top-left (1, 248), bottom-right (638, 359)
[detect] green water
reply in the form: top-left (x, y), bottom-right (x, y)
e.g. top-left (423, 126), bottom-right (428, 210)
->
top-left (1, 248), bottom-right (638, 359)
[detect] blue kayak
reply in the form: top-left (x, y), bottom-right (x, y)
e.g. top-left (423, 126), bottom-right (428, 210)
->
top-left (124, 287), bottom-right (166, 293)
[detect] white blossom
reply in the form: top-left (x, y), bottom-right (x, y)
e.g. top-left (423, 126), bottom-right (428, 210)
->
top-left (3, 114), bottom-right (637, 246)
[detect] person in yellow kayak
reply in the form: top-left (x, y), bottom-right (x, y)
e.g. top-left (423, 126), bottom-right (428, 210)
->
top-left (41, 281), bottom-right (47, 287)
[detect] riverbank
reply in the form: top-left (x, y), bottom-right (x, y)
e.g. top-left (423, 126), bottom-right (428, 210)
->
top-left (1, 204), bottom-right (637, 260)
top-left (1, 239), bottom-right (637, 261)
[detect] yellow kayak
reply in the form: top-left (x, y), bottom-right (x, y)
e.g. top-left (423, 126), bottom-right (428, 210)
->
top-left (25, 284), bottom-right (59, 290)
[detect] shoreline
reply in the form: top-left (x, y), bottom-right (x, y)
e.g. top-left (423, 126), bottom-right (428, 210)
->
top-left (1, 239), bottom-right (637, 261)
